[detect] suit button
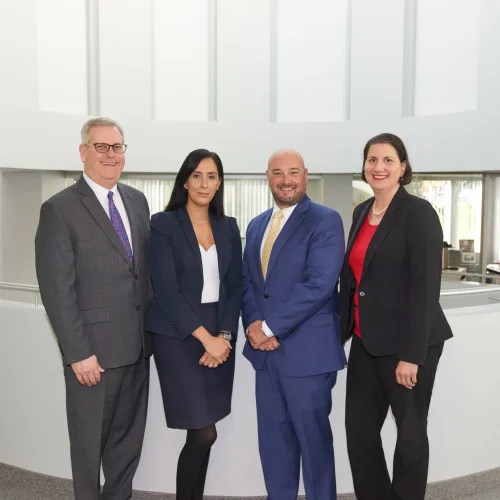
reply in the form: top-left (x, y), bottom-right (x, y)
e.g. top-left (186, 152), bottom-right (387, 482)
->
top-left (136, 305), bottom-right (141, 311)
top-left (135, 274), bottom-right (139, 279)
top-left (359, 291), bottom-right (365, 297)
top-left (264, 294), bottom-right (269, 299)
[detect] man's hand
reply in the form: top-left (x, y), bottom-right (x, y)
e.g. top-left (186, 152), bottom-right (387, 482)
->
top-left (72, 355), bottom-right (105, 386)
top-left (258, 336), bottom-right (280, 351)
top-left (396, 361), bottom-right (418, 390)
top-left (247, 320), bottom-right (269, 349)
top-left (199, 352), bottom-right (220, 368)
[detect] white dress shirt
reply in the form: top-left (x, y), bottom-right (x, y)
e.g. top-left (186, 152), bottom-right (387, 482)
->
top-left (200, 244), bottom-right (220, 303)
top-left (83, 172), bottom-right (133, 251)
top-left (260, 204), bottom-right (298, 337)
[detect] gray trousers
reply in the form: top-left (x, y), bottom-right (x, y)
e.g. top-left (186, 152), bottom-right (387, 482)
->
top-left (64, 355), bottom-right (150, 500)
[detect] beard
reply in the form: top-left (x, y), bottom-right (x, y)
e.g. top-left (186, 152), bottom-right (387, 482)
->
top-left (270, 184), bottom-right (306, 206)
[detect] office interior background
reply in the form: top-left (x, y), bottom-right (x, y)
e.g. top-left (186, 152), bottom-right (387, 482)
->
top-left (1, 0), bottom-right (500, 498)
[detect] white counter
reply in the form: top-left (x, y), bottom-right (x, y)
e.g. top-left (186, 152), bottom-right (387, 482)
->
top-left (1, 292), bottom-right (499, 496)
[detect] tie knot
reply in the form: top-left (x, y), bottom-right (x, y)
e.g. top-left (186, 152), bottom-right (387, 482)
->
top-left (107, 191), bottom-right (114, 200)
top-left (273, 210), bottom-right (284, 221)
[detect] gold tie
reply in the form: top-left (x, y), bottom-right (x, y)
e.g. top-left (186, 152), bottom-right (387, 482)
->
top-left (261, 210), bottom-right (284, 279)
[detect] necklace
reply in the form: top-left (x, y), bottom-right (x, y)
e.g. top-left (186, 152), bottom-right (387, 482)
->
top-left (191, 219), bottom-right (209, 225)
top-left (372, 202), bottom-right (388, 216)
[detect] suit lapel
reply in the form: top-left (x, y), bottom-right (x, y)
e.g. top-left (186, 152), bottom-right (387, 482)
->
top-left (178, 206), bottom-right (203, 274)
top-left (346, 200), bottom-right (373, 257)
top-left (118, 184), bottom-right (140, 269)
top-left (362, 187), bottom-right (407, 276)
top-left (265, 196), bottom-right (309, 281)
top-left (210, 215), bottom-right (230, 278)
top-left (77, 176), bottom-right (133, 269)
top-left (254, 209), bottom-right (273, 282)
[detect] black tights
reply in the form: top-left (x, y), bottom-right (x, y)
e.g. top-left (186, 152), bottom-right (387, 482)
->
top-left (176, 424), bottom-right (217, 500)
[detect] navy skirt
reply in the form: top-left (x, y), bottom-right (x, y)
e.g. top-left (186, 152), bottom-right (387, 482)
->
top-left (152, 302), bottom-right (235, 430)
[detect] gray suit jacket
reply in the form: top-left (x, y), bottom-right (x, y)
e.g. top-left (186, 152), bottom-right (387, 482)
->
top-left (35, 175), bottom-right (152, 369)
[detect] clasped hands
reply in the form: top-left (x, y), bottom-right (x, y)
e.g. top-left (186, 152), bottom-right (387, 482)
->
top-left (246, 320), bottom-right (280, 351)
top-left (199, 332), bottom-right (232, 369)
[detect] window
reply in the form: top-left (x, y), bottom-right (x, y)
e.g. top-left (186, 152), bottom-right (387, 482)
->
top-left (120, 176), bottom-right (277, 238)
top-left (352, 174), bottom-right (483, 272)
top-left (65, 174), bottom-right (323, 240)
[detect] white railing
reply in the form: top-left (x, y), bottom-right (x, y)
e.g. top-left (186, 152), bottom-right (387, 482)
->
top-left (442, 270), bottom-right (500, 284)
top-left (0, 282), bottom-right (42, 308)
top-left (2, 276), bottom-right (500, 309)
top-left (441, 286), bottom-right (500, 296)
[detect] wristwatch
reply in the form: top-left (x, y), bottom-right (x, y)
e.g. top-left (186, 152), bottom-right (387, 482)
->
top-left (219, 330), bottom-right (232, 341)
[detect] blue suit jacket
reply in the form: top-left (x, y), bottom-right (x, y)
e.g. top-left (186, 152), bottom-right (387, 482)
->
top-left (242, 195), bottom-right (347, 377)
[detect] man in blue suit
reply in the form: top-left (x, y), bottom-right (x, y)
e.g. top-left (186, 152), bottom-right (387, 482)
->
top-left (242, 149), bottom-right (346, 500)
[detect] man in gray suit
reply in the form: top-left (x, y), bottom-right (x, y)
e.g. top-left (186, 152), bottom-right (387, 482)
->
top-left (35, 117), bottom-right (152, 500)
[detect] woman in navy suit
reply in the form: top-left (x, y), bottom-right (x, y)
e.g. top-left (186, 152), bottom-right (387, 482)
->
top-left (146, 149), bottom-right (242, 500)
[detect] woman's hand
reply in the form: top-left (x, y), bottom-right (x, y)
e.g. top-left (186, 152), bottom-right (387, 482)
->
top-left (396, 361), bottom-right (418, 390)
top-left (202, 335), bottom-right (232, 364)
top-left (199, 352), bottom-right (220, 368)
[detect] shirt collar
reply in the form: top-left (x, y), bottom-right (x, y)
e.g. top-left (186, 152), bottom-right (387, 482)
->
top-left (272, 203), bottom-right (297, 222)
top-left (83, 172), bottom-right (118, 202)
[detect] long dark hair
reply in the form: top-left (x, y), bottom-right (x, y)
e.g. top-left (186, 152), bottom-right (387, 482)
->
top-left (361, 133), bottom-right (413, 185)
top-left (165, 149), bottom-right (225, 217)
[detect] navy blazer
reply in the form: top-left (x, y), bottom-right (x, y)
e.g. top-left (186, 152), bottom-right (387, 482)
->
top-left (146, 207), bottom-right (242, 340)
top-left (242, 195), bottom-right (347, 377)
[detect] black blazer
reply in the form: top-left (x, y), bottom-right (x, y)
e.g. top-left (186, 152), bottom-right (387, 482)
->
top-left (339, 187), bottom-right (453, 366)
top-left (145, 207), bottom-right (242, 340)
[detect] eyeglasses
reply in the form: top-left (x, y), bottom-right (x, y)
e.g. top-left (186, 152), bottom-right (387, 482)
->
top-left (87, 143), bottom-right (128, 154)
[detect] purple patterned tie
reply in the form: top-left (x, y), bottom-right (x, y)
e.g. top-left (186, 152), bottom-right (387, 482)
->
top-left (107, 191), bottom-right (133, 262)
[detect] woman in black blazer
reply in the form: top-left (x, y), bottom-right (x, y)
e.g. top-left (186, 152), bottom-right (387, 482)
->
top-left (339, 134), bottom-right (453, 500)
top-left (146, 149), bottom-right (242, 500)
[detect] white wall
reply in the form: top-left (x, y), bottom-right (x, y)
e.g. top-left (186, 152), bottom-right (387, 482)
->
top-left (0, 0), bottom-right (499, 174)
top-left (1, 172), bottom-right (42, 285)
top-left (322, 174), bottom-right (354, 242)
top-left (0, 172), bottom-right (3, 281)
top-left (0, 170), bottom-right (66, 284)
top-left (1, 299), bottom-right (499, 495)
top-left (40, 171), bottom-right (67, 202)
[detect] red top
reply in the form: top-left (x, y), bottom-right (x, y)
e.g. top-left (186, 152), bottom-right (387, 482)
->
top-left (348, 216), bottom-right (378, 337)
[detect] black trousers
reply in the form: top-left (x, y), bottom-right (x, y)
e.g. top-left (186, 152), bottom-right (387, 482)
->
top-left (64, 354), bottom-right (150, 500)
top-left (345, 335), bottom-right (443, 500)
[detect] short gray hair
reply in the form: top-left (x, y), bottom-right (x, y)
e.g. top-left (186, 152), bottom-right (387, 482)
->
top-left (81, 117), bottom-right (125, 144)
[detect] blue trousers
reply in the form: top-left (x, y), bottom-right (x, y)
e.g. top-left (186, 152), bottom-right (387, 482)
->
top-left (256, 355), bottom-right (338, 500)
